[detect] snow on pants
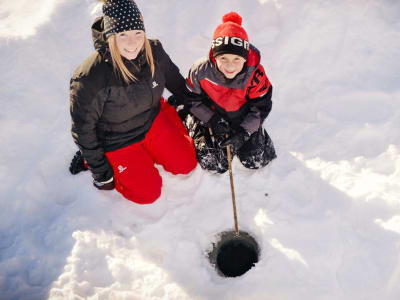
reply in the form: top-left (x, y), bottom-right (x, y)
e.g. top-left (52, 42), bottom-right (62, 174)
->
top-left (105, 99), bottom-right (197, 204)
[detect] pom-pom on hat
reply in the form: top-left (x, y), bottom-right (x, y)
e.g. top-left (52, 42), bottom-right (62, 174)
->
top-left (103, 0), bottom-right (145, 39)
top-left (211, 12), bottom-right (249, 59)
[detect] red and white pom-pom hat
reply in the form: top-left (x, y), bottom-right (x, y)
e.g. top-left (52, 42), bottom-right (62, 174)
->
top-left (211, 12), bottom-right (250, 59)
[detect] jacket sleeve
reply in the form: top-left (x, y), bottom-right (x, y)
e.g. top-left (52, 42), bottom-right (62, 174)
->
top-left (155, 41), bottom-right (187, 106)
top-left (185, 66), bottom-right (215, 124)
top-left (240, 64), bottom-right (273, 134)
top-left (70, 75), bottom-right (113, 182)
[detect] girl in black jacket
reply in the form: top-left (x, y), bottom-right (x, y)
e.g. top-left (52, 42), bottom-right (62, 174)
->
top-left (69, 0), bottom-right (197, 204)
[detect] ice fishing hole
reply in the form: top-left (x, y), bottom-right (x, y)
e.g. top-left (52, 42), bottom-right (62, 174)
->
top-left (208, 231), bottom-right (260, 277)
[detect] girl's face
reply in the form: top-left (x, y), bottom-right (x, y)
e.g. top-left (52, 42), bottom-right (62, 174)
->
top-left (115, 30), bottom-right (145, 60)
top-left (215, 54), bottom-right (246, 79)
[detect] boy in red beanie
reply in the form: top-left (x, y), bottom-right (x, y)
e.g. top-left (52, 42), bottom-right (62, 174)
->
top-left (184, 12), bottom-right (276, 173)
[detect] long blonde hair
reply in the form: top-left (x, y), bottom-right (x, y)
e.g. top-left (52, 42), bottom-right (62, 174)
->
top-left (108, 34), bottom-right (155, 84)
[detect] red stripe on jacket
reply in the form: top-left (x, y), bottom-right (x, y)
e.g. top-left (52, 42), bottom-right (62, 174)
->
top-left (199, 64), bottom-right (271, 113)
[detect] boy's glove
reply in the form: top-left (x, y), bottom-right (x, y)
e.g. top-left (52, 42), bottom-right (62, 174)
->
top-left (69, 150), bottom-right (88, 175)
top-left (93, 176), bottom-right (115, 191)
top-left (221, 127), bottom-right (251, 153)
top-left (208, 114), bottom-right (230, 137)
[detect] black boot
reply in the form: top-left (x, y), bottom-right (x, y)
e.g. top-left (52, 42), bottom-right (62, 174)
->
top-left (189, 118), bottom-right (228, 174)
top-left (238, 128), bottom-right (276, 169)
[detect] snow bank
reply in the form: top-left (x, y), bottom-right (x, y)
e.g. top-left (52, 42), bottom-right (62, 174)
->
top-left (0, 0), bottom-right (399, 299)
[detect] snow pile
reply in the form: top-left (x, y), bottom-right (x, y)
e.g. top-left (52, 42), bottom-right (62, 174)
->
top-left (293, 144), bottom-right (400, 206)
top-left (0, 0), bottom-right (68, 39)
top-left (0, 0), bottom-right (399, 299)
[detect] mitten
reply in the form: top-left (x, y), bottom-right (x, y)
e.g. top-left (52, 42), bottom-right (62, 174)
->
top-left (167, 95), bottom-right (183, 107)
top-left (208, 114), bottom-right (230, 137)
top-left (221, 127), bottom-right (251, 153)
top-left (69, 150), bottom-right (88, 175)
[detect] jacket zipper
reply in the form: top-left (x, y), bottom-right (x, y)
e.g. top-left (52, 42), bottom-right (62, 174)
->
top-left (145, 78), bottom-right (154, 107)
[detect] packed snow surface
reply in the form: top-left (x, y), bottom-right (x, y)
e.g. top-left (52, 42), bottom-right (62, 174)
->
top-left (0, 0), bottom-right (399, 299)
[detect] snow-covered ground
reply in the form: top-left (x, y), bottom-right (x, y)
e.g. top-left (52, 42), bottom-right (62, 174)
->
top-left (1, 0), bottom-right (400, 299)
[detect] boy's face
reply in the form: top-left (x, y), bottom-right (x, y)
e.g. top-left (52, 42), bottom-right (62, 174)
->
top-left (215, 54), bottom-right (246, 79)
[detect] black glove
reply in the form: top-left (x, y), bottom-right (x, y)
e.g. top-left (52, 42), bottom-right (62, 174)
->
top-left (69, 150), bottom-right (88, 175)
top-left (221, 127), bottom-right (251, 153)
top-left (168, 95), bottom-right (188, 121)
top-left (167, 95), bottom-right (183, 107)
top-left (93, 177), bottom-right (115, 190)
top-left (208, 114), bottom-right (230, 137)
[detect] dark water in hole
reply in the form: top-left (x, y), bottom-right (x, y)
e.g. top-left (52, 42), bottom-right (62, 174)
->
top-left (216, 239), bottom-right (259, 277)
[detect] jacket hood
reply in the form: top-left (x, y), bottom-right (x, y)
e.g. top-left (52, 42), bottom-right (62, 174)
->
top-left (91, 17), bottom-right (109, 55)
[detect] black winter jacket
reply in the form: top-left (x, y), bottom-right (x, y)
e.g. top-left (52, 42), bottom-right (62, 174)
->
top-left (70, 17), bottom-right (186, 181)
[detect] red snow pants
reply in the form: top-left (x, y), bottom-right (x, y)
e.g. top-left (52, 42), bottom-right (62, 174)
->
top-left (105, 99), bottom-right (197, 204)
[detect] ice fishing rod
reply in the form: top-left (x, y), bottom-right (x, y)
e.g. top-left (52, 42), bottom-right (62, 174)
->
top-left (208, 128), bottom-right (239, 235)
top-left (226, 144), bottom-right (239, 235)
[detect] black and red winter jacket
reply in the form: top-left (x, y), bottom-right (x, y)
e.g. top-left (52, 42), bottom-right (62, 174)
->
top-left (185, 44), bottom-right (272, 134)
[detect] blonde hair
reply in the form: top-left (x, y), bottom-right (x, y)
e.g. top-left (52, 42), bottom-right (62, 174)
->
top-left (108, 34), bottom-right (155, 84)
